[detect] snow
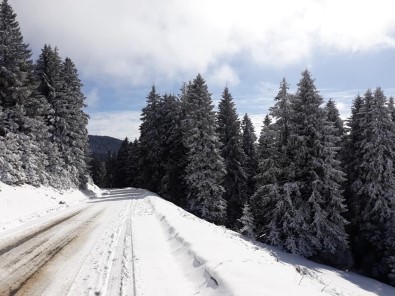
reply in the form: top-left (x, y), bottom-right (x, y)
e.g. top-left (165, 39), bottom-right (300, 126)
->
top-left (146, 192), bottom-right (395, 296)
top-left (0, 181), bottom-right (101, 234)
top-left (0, 187), bottom-right (394, 296)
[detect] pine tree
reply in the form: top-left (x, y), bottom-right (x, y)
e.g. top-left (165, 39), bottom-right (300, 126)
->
top-left (287, 70), bottom-right (348, 256)
top-left (105, 152), bottom-right (117, 188)
top-left (35, 45), bottom-right (64, 138)
top-left (388, 97), bottom-right (395, 122)
top-left (252, 115), bottom-right (280, 239)
top-left (349, 88), bottom-right (395, 278)
top-left (0, 0), bottom-right (49, 186)
top-left (352, 88), bottom-right (395, 245)
top-left (241, 113), bottom-right (258, 197)
top-left (344, 95), bottom-right (364, 211)
top-left (253, 79), bottom-right (295, 249)
top-left (217, 87), bottom-right (248, 228)
top-left (115, 137), bottom-right (130, 188)
top-left (182, 74), bottom-right (226, 224)
top-left (90, 156), bottom-right (106, 188)
top-left (125, 139), bottom-right (141, 187)
top-left (270, 78), bottom-right (292, 155)
top-left (238, 202), bottom-right (255, 238)
top-left (157, 93), bottom-right (188, 206)
top-left (35, 45), bottom-right (72, 188)
top-left (259, 71), bottom-right (348, 257)
top-left (0, 0), bottom-right (32, 111)
top-left (325, 99), bottom-right (344, 137)
top-left (60, 57), bottom-right (90, 186)
top-left (139, 86), bottom-right (163, 192)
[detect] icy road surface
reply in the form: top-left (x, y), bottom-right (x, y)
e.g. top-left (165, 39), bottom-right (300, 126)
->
top-left (0, 188), bottom-right (197, 296)
top-left (0, 188), bottom-right (394, 296)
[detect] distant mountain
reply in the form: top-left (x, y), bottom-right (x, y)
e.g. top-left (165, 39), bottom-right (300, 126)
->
top-left (88, 135), bottom-right (123, 159)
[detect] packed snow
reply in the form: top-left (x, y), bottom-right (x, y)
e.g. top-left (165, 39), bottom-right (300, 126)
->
top-left (0, 181), bottom-right (102, 234)
top-left (0, 187), bottom-right (394, 295)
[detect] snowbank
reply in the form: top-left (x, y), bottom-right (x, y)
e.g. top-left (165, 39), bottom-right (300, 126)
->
top-left (0, 181), bottom-right (101, 234)
top-left (147, 193), bottom-right (395, 296)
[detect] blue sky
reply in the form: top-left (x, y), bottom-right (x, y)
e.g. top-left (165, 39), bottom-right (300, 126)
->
top-left (12, 0), bottom-right (395, 139)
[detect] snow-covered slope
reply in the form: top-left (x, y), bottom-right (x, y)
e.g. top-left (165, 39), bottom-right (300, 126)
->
top-left (145, 192), bottom-right (394, 296)
top-left (0, 181), bottom-right (102, 234)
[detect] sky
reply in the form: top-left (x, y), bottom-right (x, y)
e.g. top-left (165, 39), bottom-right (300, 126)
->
top-left (12, 0), bottom-right (395, 139)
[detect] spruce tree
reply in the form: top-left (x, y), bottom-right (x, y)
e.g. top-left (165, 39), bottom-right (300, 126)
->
top-left (60, 57), bottom-right (90, 186)
top-left (35, 45), bottom-right (72, 188)
top-left (0, 0), bottom-right (32, 111)
top-left (90, 156), bottom-right (106, 188)
top-left (139, 86), bottom-right (163, 192)
top-left (158, 93), bottom-right (187, 206)
top-left (270, 78), bottom-right (292, 154)
top-left (182, 74), bottom-right (226, 224)
top-left (0, 0), bottom-right (49, 186)
top-left (345, 95), bottom-right (364, 206)
top-left (125, 139), bottom-right (141, 187)
top-left (115, 137), bottom-right (130, 188)
top-left (252, 115), bottom-right (281, 239)
top-left (105, 152), bottom-right (117, 188)
top-left (325, 99), bottom-right (344, 137)
top-left (238, 202), bottom-right (255, 238)
top-left (241, 113), bottom-right (258, 197)
top-left (217, 87), bottom-right (247, 228)
top-left (259, 71), bottom-right (348, 256)
top-left (253, 79), bottom-right (295, 249)
top-left (350, 88), bottom-right (395, 278)
top-left (287, 70), bottom-right (348, 256)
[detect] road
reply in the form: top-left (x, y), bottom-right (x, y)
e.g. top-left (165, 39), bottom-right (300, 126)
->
top-left (0, 188), bottom-right (196, 296)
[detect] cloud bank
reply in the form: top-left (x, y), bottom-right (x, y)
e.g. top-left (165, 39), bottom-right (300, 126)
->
top-left (13, 0), bottom-right (395, 87)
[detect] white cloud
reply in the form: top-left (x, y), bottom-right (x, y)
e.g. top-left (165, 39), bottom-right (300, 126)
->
top-left (12, 0), bottom-right (395, 87)
top-left (208, 64), bottom-right (240, 87)
top-left (85, 88), bottom-right (100, 108)
top-left (88, 111), bottom-right (141, 140)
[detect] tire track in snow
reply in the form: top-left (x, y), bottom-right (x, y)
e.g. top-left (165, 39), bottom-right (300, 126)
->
top-left (0, 210), bottom-right (82, 257)
top-left (0, 209), bottom-right (103, 296)
top-left (104, 197), bottom-right (137, 296)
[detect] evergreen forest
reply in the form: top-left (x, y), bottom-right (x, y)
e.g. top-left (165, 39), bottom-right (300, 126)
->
top-left (1, 0), bottom-right (394, 288)
top-left (0, 0), bottom-right (89, 189)
top-left (93, 74), bottom-right (395, 287)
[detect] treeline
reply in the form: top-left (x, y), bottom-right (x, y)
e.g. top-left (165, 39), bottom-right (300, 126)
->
top-left (93, 72), bottom-right (395, 286)
top-left (0, 0), bottom-right (89, 188)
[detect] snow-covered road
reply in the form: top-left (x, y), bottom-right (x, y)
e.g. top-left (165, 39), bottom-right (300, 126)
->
top-left (0, 188), bottom-right (198, 296)
top-left (1, 188), bottom-right (394, 296)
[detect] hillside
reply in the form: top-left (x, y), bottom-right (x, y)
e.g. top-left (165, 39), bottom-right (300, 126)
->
top-left (88, 135), bottom-right (123, 159)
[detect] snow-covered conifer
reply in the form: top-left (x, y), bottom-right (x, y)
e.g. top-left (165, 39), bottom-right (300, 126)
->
top-left (125, 139), bottom-right (141, 188)
top-left (241, 113), bottom-right (258, 197)
top-left (0, 0), bottom-right (50, 186)
top-left (182, 74), bottom-right (226, 224)
top-left (261, 71), bottom-right (348, 257)
top-left (325, 99), bottom-right (344, 137)
top-left (238, 202), bottom-right (255, 238)
top-left (60, 57), bottom-right (90, 186)
top-left (350, 88), bottom-right (395, 250)
top-left (157, 93), bottom-right (187, 206)
top-left (35, 45), bottom-right (73, 188)
top-left (139, 86), bottom-right (163, 192)
top-left (218, 87), bottom-right (248, 228)
top-left (115, 137), bottom-right (130, 188)
top-left (288, 70), bottom-right (347, 256)
top-left (252, 115), bottom-right (280, 238)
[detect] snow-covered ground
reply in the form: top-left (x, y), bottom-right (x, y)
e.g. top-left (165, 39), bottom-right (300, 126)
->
top-left (0, 181), bottom-right (102, 234)
top-left (0, 187), bottom-right (394, 295)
